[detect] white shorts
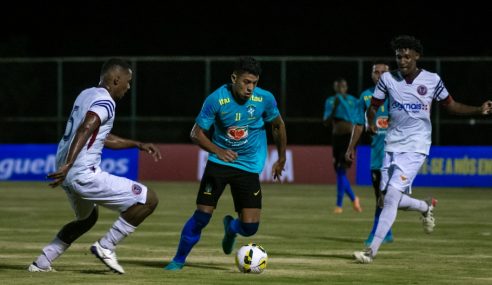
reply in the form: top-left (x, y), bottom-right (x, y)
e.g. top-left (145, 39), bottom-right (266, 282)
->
top-left (63, 167), bottom-right (148, 220)
top-left (380, 152), bottom-right (427, 194)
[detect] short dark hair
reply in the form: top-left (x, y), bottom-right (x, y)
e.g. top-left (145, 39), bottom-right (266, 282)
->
top-left (372, 59), bottom-right (390, 67)
top-left (100, 58), bottom-right (132, 76)
top-left (334, 77), bottom-right (347, 84)
top-left (234, 56), bottom-right (262, 76)
top-left (390, 35), bottom-right (424, 55)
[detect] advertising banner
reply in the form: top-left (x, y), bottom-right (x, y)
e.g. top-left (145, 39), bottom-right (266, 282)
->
top-left (139, 144), bottom-right (356, 184)
top-left (0, 144), bottom-right (138, 181)
top-left (356, 145), bottom-right (492, 187)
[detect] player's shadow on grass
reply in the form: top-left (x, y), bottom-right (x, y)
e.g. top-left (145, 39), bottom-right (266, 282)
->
top-left (271, 251), bottom-right (353, 260)
top-left (123, 259), bottom-right (227, 271)
top-left (78, 269), bottom-right (118, 275)
top-left (1, 264), bottom-right (30, 270)
top-left (315, 236), bottom-right (361, 244)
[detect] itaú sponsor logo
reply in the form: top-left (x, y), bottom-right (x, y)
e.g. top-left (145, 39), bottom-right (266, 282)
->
top-left (0, 155), bottom-right (129, 180)
top-left (391, 101), bottom-right (428, 112)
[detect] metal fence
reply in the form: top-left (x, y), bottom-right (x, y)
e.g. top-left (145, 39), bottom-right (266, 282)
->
top-left (1, 56), bottom-right (491, 145)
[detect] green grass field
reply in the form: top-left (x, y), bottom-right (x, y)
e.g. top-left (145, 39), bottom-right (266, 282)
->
top-left (1, 181), bottom-right (491, 284)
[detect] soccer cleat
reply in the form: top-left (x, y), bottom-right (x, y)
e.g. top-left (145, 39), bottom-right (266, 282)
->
top-left (164, 261), bottom-right (185, 271)
top-left (28, 262), bottom-right (56, 272)
top-left (333, 207), bottom-right (343, 214)
top-left (90, 241), bottom-right (125, 274)
top-left (222, 215), bottom-right (236, 255)
top-left (352, 197), bottom-right (362, 212)
top-left (353, 248), bottom-right (373, 264)
top-left (421, 198), bottom-right (438, 234)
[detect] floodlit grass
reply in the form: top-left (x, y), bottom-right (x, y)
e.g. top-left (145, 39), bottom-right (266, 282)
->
top-left (1, 181), bottom-right (491, 284)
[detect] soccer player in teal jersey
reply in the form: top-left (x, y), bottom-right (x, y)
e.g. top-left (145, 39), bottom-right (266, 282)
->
top-left (165, 56), bottom-right (287, 271)
top-left (323, 78), bottom-right (362, 214)
top-left (346, 62), bottom-right (394, 245)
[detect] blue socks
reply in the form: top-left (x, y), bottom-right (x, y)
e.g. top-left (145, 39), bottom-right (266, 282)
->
top-left (336, 168), bottom-right (355, 207)
top-left (172, 210), bottom-right (211, 264)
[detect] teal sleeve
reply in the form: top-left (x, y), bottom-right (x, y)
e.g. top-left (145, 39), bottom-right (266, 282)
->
top-left (196, 94), bottom-right (219, 131)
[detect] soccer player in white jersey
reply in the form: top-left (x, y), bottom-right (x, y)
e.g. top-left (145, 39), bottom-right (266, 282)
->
top-left (28, 58), bottom-right (162, 274)
top-left (354, 35), bottom-right (492, 263)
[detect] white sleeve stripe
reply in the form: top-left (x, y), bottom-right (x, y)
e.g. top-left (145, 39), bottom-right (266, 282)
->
top-left (433, 85), bottom-right (445, 99)
top-left (92, 102), bottom-right (114, 119)
top-left (377, 81), bottom-right (387, 92)
top-left (432, 81), bottom-right (443, 96)
top-left (91, 100), bottom-right (115, 111)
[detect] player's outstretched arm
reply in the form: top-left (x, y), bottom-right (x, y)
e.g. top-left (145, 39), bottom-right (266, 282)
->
top-left (47, 112), bottom-right (101, 188)
top-left (190, 123), bottom-right (238, 162)
top-left (104, 134), bottom-right (162, 162)
top-left (443, 98), bottom-right (492, 116)
top-left (270, 116), bottom-right (287, 181)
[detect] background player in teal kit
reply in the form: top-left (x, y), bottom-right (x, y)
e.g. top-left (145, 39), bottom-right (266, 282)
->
top-left (323, 78), bottom-right (362, 214)
top-left (165, 56), bottom-right (287, 271)
top-left (345, 62), bottom-right (393, 245)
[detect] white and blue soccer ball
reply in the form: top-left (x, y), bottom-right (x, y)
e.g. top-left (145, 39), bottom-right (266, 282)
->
top-left (235, 243), bottom-right (268, 274)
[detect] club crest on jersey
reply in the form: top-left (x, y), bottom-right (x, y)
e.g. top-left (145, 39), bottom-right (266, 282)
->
top-left (132, 184), bottom-right (142, 195)
top-left (227, 126), bottom-right (248, 140)
top-left (247, 105), bottom-right (256, 118)
top-left (376, 116), bottom-right (389, 129)
top-left (417, 85), bottom-right (428, 95)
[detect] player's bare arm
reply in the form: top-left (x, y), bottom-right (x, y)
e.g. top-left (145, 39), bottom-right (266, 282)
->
top-left (47, 111), bottom-right (101, 188)
top-left (345, 124), bottom-right (364, 163)
top-left (366, 104), bottom-right (379, 135)
top-left (104, 133), bottom-right (162, 161)
top-left (442, 97), bottom-right (492, 115)
top-left (270, 116), bottom-right (287, 181)
top-left (190, 123), bottom-right (238, 162)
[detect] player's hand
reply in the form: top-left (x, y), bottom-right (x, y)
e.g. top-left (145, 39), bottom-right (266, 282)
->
top-left (367, 123), bottom-right (378, 135)
top-left (47, 163), bottom-right (72, 188)
top-left (217, 149), bottom-right (238, 162)
top-left (481, 100), bottom-right (492, 115)
top-left (139, 143), bottom-right (162, 162)
top-left (272, 158), bottom-right (286, 182)
top-left (345, 148), bottom-right (355, 163)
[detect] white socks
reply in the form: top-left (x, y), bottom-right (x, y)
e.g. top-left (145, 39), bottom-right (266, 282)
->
top-left (370, 188), bottom-right (403, 256)
top-left (399, 194), bottom-right (429, 212)
top-left (99, 217), bottom-right (136, 251)
top-left (35, 236), bottom-right (70, 269)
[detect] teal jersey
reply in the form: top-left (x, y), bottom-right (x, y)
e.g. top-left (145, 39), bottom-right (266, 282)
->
top-left (323, 93), bottom-right (358, 123)
top-left (354, 87), bottom-right (389, 170)
top-left (196, 84), bottom-right (280, 173)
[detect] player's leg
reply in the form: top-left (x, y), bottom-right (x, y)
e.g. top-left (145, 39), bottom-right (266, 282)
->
top-left (29, 187), bottom-right (98, 272)
top-left (222, 169), bottom-right (261, 254)
top-left (74, 170), bottom-right (157, 274)
top-left (165, 162), bottom-right (226, 270)
top-left (332, 135), bottom-right (346, 213)
top-left (335, 134), bottom-right (361, 212)
top-left (365, 170), bottom-right (393, 246)
top-left (356, 152), bottom-right (426, 263)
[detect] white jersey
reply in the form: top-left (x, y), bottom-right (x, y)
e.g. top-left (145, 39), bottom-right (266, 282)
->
top-left (373, 70), bottom-right (449, 155)
top-left (56, 87), bottom-right (115, 179)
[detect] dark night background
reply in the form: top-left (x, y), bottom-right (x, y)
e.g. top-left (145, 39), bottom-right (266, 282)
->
top-left (1, 3), bottom-right (491, 145)
top-left (2, 3), bottom-right (491, 57)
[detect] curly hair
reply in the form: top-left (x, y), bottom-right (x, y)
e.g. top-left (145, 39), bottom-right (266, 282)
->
top-left (390, 35), bottom-right (424, 55)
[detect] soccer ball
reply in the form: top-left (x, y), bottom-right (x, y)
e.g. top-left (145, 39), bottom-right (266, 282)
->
top-left (235, 243), bottom-right (268, 273)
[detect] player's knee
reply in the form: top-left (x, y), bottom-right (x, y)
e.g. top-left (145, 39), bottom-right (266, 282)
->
top-left (193, 210), bottom-right (212, 228)
top-left (145, 188), bottom-right (159, 212)
top-left (239, 222), bottom-right (259, 237)
top-left (58, 207), bottom-right (98, 244)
